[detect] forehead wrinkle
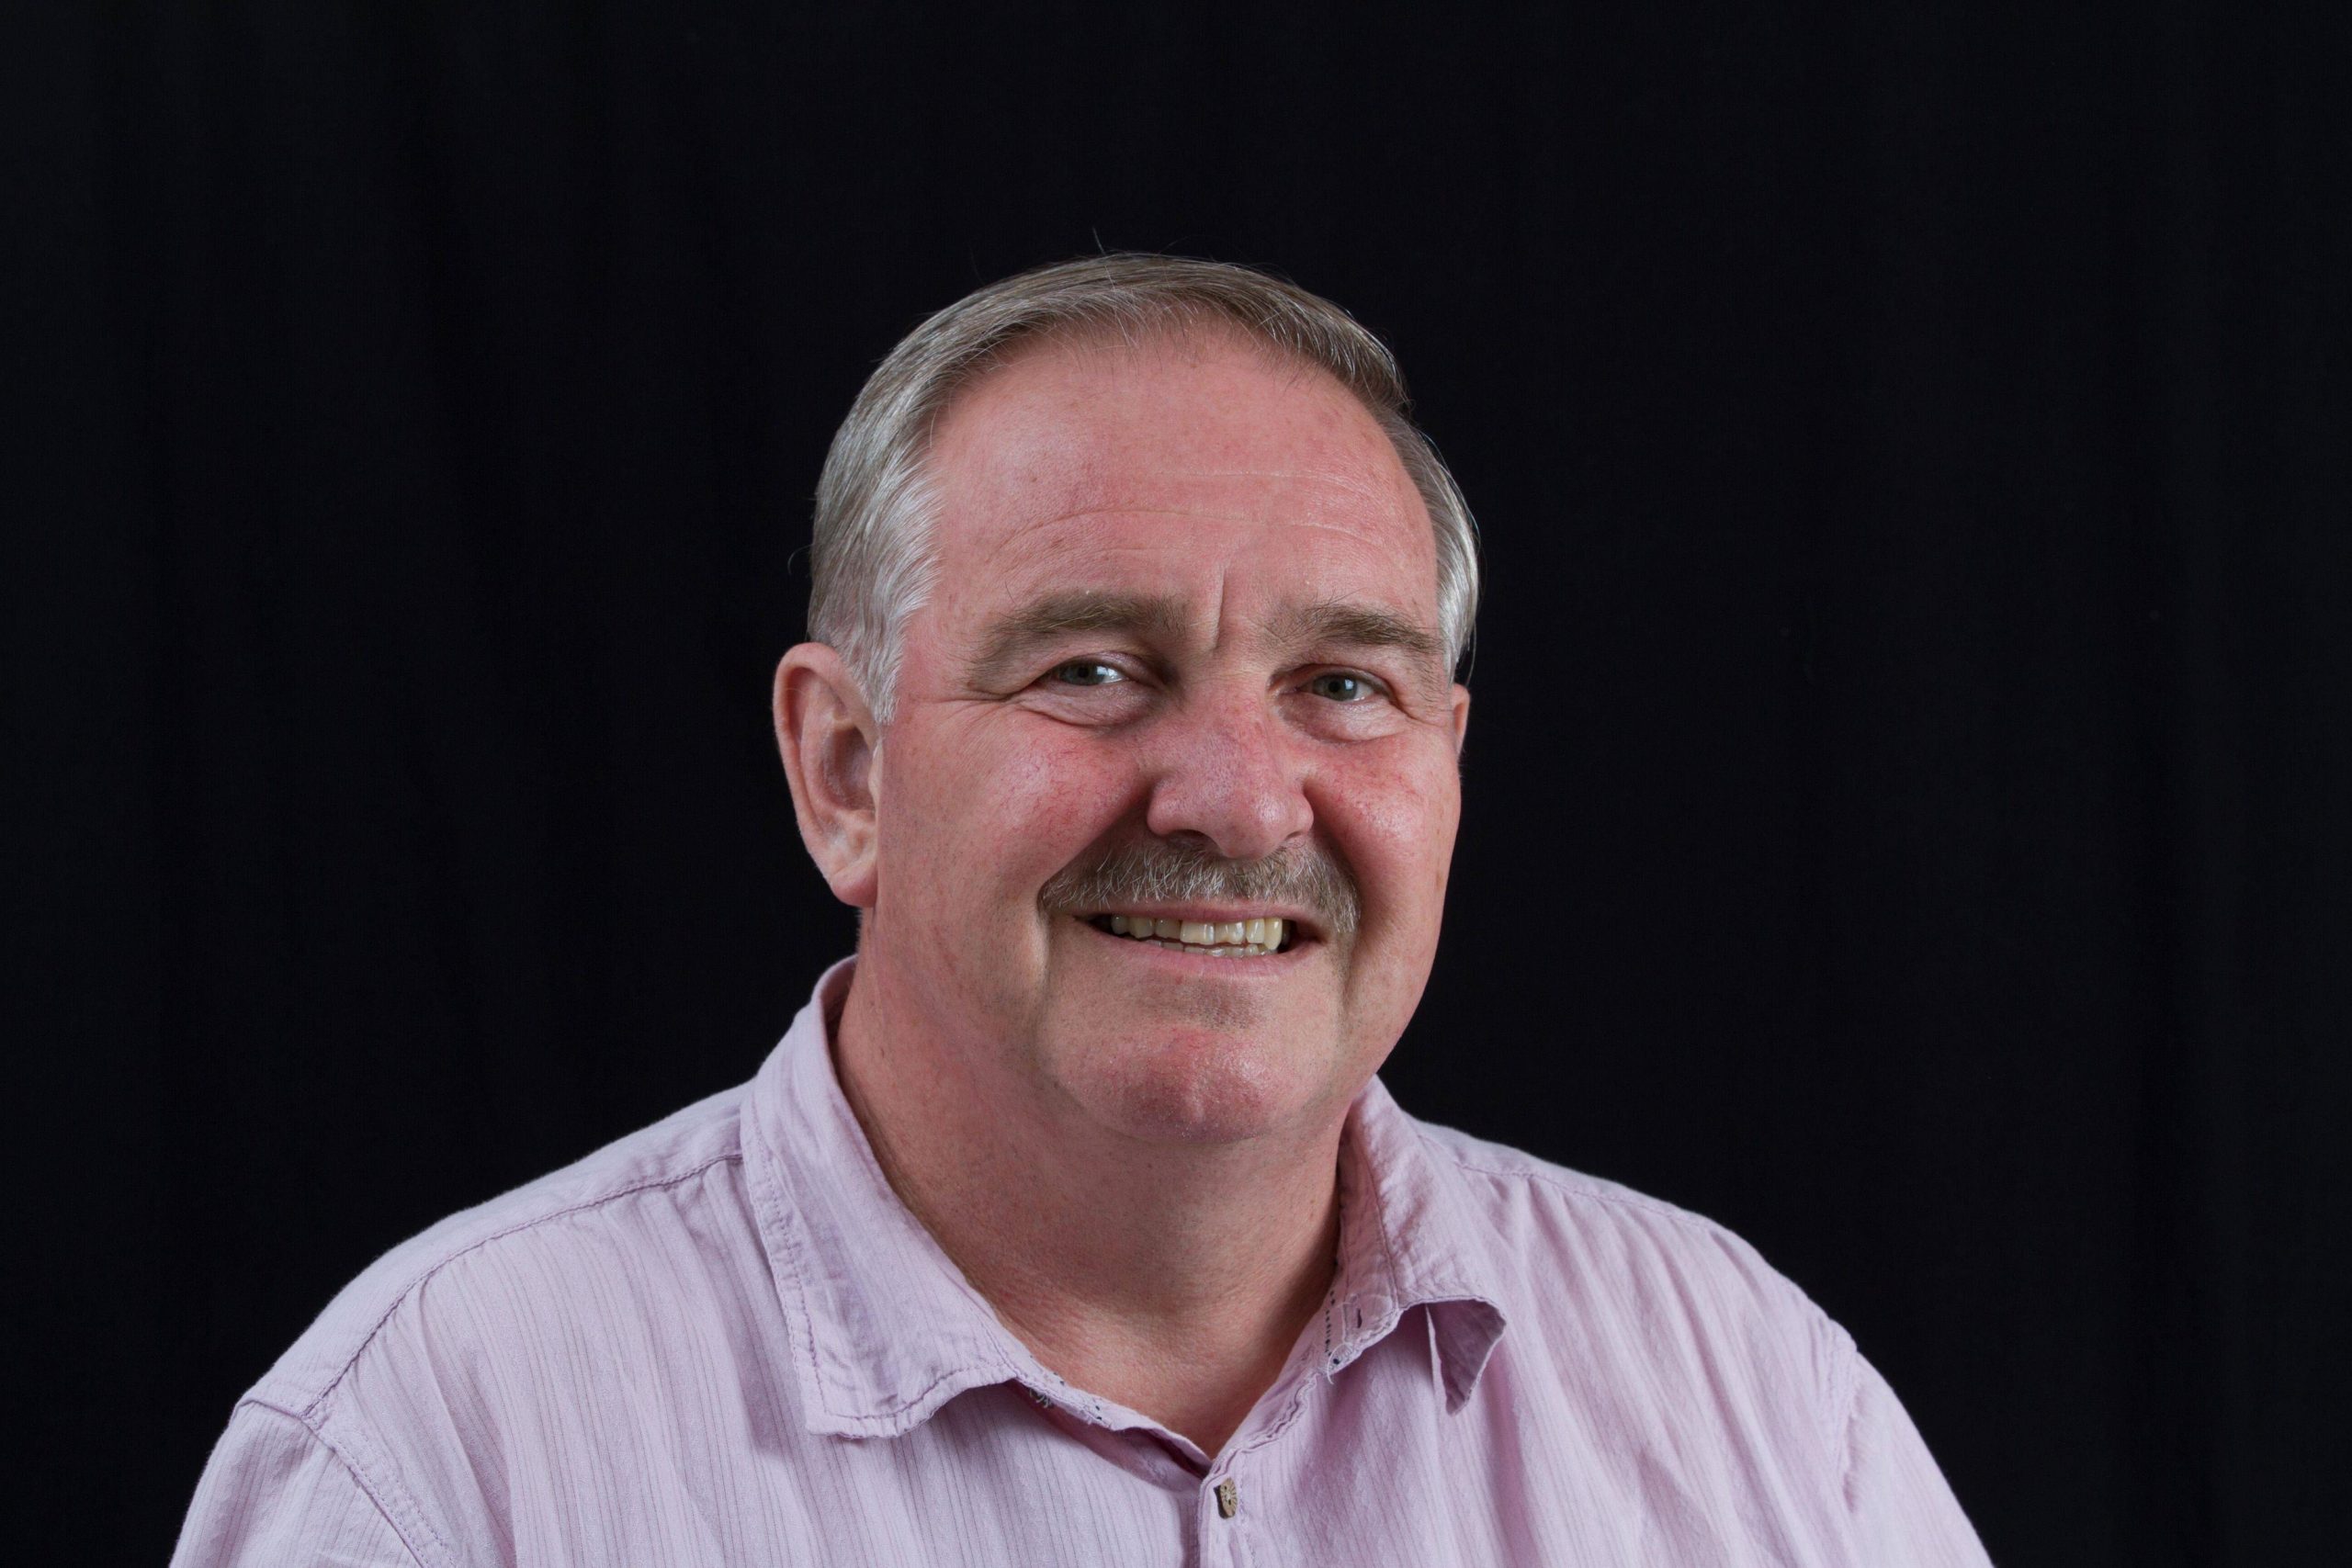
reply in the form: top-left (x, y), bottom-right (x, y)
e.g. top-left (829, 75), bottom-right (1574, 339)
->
top-left (1157, 467), bottom-right (1401, 510)
top-left (957, 454), bottom-right (1416, 543)
top-left (1059, 466), bottom-right (1410, 527)
top-left (971, 506), bottom-right (1413, 576)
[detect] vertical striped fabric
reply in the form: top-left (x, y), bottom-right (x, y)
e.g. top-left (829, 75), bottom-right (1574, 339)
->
top-left (172, 960), bottom-right (1993, 1566)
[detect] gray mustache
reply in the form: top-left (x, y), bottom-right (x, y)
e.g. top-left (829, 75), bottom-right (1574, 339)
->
top-left (1039, 840), bottom-right (1362, 940)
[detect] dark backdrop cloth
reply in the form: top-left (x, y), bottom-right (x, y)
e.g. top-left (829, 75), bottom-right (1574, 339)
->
top-left (10, 4), bottom-right (2346, 1564)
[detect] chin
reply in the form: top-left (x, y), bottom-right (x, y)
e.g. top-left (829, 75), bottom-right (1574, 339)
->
top-left (1061, 1027), bottom-right (1325, 1146)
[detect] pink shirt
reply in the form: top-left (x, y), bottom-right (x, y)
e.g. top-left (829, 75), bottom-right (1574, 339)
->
top-left (173, 960), bottom-right (1992, 1566)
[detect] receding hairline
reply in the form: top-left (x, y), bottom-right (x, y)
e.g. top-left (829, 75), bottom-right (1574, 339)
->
top-left (915, 318), bottom-right (1439, 568)
top-left (806, 254), bottom-right (1481, 724)
top-left (922, 320), bottom-right (1430, 510)
top-left (906, 321), bottom-right (1451, 702)
top-left (918, 311), bottom-right (1416, 458)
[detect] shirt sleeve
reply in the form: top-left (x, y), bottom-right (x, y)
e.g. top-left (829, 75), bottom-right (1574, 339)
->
top-left (1840, 1354), bottom-right (1996, 1567)
top-left (170, 1401), bottom-right (424, 1568)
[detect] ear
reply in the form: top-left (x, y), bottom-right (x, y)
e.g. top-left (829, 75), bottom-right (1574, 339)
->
top-left (774, 644), bottom-right (881, 909)
top-left (1449, 682), bottom-right (1472, 758)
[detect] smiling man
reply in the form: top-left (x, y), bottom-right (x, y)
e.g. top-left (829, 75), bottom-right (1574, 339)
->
top-left (174, 257), bottom-right (1992, 1566)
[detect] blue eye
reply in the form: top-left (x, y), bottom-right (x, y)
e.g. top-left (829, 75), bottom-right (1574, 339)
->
top-left (1309, 672), bottom-right (1375, 702)
top-left (1053, 660), bottom-right (1125, 687)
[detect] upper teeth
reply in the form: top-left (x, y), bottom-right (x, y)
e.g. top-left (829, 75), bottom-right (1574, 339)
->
top-left (1102, 915), bottom-right (1287, 954)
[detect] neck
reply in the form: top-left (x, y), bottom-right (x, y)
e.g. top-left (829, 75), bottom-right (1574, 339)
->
top-left (830, 956), bottom-right (1346, 1458)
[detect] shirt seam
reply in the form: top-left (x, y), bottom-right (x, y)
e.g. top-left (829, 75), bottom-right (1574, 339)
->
top-left (1449, 1141), bottom-right (1858, 1465)
top-left (1828, 1326), bottom-right (1862, 1495)
top-left (1445, 1148), bottom-right (1836, 1314)
top-left (1361, 1126), bottom-right (1410, 1307)
top-left (299, 1153), bottom-right (745, 1424)
top-left (742, 1112), bottom-right (840, 1423)
top-left (1442, 1148), bottom-right (1735, 1242)
top-left (1227, 1141), bottom-right (1424, 1464)
top-left (750, 1047), bottom-right (1039, 1428)
top-left (238, 1397), bottom-right (444, 1568)
top-left (752, 1128), bottom-right (1027, 1427)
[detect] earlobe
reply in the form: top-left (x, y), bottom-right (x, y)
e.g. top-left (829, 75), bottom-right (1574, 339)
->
top-left (773, 645), bottom-right (881, 908)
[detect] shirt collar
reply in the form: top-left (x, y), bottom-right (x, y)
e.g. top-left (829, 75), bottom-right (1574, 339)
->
top-left (744, 959), bottom-right (1512, 1438)
top-left (1333, 1073), bottom-right (1512, 1413)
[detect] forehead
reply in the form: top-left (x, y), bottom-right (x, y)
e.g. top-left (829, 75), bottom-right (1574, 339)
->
top-left (920, 329), bottom-right (1436, 619)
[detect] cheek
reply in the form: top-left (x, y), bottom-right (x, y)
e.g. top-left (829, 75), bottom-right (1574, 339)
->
top-left (884, 721), bottom-right (1139, 902)
top-left (1315, 746), bottom-right (1464, 927)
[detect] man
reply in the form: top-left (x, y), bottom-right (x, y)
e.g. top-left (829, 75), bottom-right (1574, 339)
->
top-left (174, 256), bottom-right (1992, 1565)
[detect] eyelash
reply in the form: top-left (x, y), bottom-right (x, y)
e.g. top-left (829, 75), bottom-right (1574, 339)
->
top-left (1050, 660), bottom-right (1127, 687)
top-left (1044, 660), bottom-right (1388, 704)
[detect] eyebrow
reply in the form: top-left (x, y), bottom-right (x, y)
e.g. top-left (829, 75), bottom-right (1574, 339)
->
top-left (964, 589), bottom-right (1450, 688)
top-left (967, 592), bottom-right (1191, 684)
top-left (1268, 598), bottom-right (1446, 670)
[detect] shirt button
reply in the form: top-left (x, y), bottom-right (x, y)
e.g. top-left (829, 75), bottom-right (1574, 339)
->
top-left (1216, 1478), bottom-right (1238, 1519)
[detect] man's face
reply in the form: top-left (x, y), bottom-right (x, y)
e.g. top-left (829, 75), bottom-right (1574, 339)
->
top-left (867, 329), bottom-right (1469, 1147)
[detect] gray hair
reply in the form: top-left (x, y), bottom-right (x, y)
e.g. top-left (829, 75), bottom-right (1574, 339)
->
top-left (808, 254), bottom-right (1481, 722)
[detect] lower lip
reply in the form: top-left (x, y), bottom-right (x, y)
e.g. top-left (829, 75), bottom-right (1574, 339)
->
top-left (1072, 916), bottom-right (1317, 974)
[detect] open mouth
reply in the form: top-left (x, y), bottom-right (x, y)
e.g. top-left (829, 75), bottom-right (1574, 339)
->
top-left (1082, 913), bottom-right (1300, 958)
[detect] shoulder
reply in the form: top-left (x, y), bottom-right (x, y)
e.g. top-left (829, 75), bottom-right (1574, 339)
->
top-left (1404, 1113), bottom-right (1859, 1430)
top-left (244, 1081), bottom-right (757, 1424)
top-left (1415, 1115), bottom-right (1776, 1266)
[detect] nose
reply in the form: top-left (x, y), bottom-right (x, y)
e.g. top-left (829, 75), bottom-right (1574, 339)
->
top-left (1141, 688), bottom-right (1315, 862)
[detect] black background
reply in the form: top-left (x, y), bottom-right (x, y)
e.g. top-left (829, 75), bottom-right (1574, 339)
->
top-left (11, 3), bottom-right (2347, 1564)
